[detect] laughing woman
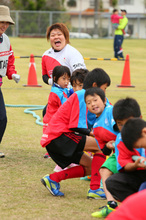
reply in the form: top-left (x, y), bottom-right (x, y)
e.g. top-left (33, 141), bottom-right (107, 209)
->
top-left (41, 23), bottom-right (86, 86)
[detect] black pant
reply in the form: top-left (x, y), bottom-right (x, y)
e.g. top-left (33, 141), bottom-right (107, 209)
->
top-left (0, 88), bottom-right (7, 144)
top-left (106, 170), bottom-right (146, 202)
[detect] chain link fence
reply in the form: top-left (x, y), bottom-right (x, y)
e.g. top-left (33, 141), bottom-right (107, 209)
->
top-left (6, 10), bottom-right (146, 39)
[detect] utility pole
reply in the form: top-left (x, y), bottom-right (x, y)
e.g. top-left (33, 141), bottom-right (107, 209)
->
top-left (94, 0), bottom-right (99, 37)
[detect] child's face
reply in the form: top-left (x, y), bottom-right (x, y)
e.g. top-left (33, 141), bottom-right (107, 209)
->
top-left (72, 79), bottom-right (83, 92)
top-left (85, 94), bottom-right (106, 117)
top-left (99, 83), bottom-right (108, 94)
top-left (116, 117), bottom-right (133, 132)
top-left (133, 128), bottom-right (146, 149)
top-left (57, 73), bottom-right (70, 88)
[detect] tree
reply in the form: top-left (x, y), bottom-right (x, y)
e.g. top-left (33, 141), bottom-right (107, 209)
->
top-left (10, 0), bottom-right (65, 11)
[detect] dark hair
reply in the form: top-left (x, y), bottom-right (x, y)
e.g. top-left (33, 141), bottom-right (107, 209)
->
top-left (113, 9), bottom-right (118, 13)
top-left (84, 87), bottom-right (105, 103)
top-left (70, 69), bottom-right (89, 86)
top-left (46, 23), bottom-right (70, 44)
top-left (53, 65), bottom-right (71, 83)
top-left (121, 118), bottom-right (146, 151)
top-left (113, 97), bottom-right (141, 121)
top-left (83, 68), bottom-right (111, 89)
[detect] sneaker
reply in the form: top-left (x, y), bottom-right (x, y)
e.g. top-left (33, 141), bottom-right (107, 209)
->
top-left (91, 205), bottom-right (115, 218)
top-left (0, 152), bottom-right (5, 158)
top-left (53, 165), bottom-right (63, 172)
top-left (44, 152), bottom-right (50, 158)
top-left (124, 33), bottom-right (130, 37)
top-left (80, 175), bottom-right (91, 181)
top-left (87, 188), bottom-right (106, 199)
top-left (41, 175), bottom-right (64, 196)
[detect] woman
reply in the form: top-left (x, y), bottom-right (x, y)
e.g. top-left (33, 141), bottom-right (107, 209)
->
top-left (0, 5), bottom-right (20, 157)
top-left (42, 22), bottom-right (86, 86)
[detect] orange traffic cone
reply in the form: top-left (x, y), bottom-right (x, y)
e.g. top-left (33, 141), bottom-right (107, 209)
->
top-left (23, 54), bottom-right (42, 87)
top-left (117, 54), bottom-right (135, 88)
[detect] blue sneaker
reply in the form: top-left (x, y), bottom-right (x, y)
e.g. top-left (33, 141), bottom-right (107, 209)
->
top-left (41, 175), bottom-right (64, 196)
top-left (87, 188), bottom-right (106, 199)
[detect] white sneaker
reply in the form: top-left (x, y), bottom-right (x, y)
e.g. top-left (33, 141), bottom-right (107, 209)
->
top-left (124, 33), bottom-right (130, 37)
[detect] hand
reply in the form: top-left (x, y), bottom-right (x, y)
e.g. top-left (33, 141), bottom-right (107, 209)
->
top-left (106, 140), bottom-right (115, 150)
top-left (89, 131), bottom-right (95, 137)
top-left (12, 74), bottom-right (20, 83)
top-left (48, 78), bottom-right (52, 85)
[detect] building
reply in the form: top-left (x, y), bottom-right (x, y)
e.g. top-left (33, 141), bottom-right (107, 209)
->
top-left (64, 0), bottom-right (146, 38)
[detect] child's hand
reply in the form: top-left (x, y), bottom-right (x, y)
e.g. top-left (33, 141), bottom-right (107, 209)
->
top-left (106, 140), bottom-right (115, 150)
top-left (89, 131), bottom-right (95, 137)
top-left (135, 157), bottom-right (146, 169)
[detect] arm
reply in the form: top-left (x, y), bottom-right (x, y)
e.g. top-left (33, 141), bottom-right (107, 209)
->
top-left (117, 17), bottom-right (128, 30)
top-left (6, 45), bottom-right (17, 79)
top-left (7, 45), bottom-right (20, 83)
top-left (42, 74), bottom-right (52, 85)
top-left (124, 157), bottom-right (146, 171)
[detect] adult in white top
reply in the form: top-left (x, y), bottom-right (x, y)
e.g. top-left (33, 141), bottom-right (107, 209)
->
top-left (0, 5), bottom-right (20, 158)
top-left (42, 23), bottom-right (86, 85)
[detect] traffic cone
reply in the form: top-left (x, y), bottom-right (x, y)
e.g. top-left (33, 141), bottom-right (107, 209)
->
top-left (117, 54), bottom-right (135, 88)
top-left (23, 54), bottom-right (42, 87)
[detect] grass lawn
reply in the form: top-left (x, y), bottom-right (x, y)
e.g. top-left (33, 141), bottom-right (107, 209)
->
top-left (0, 37), bottom-right (146, 220)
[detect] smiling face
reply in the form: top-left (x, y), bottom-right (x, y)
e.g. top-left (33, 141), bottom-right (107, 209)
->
top-left (50, 28), bottom-right (66, 51)
top-left (85, 94), bottom-right (106, 116)
top-left (0, 22), bottom-right (9, 35)
top-left (56, 73), bottom-right (70, 89)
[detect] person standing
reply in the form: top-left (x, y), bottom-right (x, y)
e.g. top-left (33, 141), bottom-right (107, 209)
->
top-left (113, 9), bottom-right (128, 59)
top-left (0, 5), bottom-right (20, 157)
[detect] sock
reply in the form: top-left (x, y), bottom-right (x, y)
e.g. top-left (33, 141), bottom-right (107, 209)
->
top-left (107, 201), bottom-right (118, 209)
top-left (90, 153), bottom-right (106, 190)
top-left (50, 165), bottom-right (85, 182)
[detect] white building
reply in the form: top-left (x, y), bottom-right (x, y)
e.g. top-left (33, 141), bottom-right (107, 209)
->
top-left (63, 0), bottom-right (146, 38)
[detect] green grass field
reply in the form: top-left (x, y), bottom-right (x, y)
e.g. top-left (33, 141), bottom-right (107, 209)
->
top-left (1, 37), bottom-right (146, 220)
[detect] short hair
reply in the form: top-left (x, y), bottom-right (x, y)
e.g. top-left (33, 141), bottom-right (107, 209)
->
top-left (121, 118), bottom-right (146, 151)
top-left (46, 23), bottom-right (70, 44)
top-left (84, 87), bottom-right (105, 103)
top-left (70, 69), bottom-right (89, 86)
top-left (113, 9), bottom-right (118, 13)
top-left (83, 68), bottom-right (111, 89)
top-left (113, 97), bottom-right (141, 121)
top-left (52, 65), bottom-right (71, 83)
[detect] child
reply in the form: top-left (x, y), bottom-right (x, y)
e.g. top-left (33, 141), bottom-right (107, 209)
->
top-left (85, 87), bottom-right (118, 150)
top-left (121, 118), bottom-right (146, 192)
top-left (40, 68), bottom-right (110, 197)
top-left (91, 97), bottom-right (143, 218)
top-left (111, 9), bottom-right (127, 36)
top-left (104, 98), bottom-right (146, 206)
top-left (107, 118), bottom-right (146, 220)
top-left (43, 65), bottom-right (71, 159)
top-left (121, 118), bottom-right (146, 151)
top-left (43, 65), bottom-right (70, 130)
top-left (70, 69), bottom-right (89, 92)
top-left (84, 87), bottom-right (119, 199)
